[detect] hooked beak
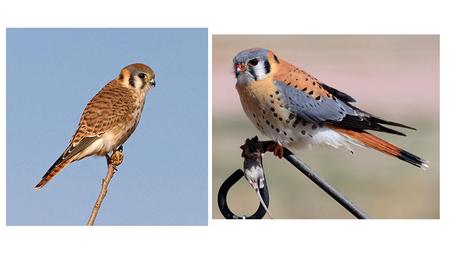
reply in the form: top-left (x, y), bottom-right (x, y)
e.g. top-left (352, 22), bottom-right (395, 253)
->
top-left (150, 78), bottom-right (156, 87)
top-left (236, 63), bottom-right (246, 72)
top-left (234, 63), bottom-right (247, 78)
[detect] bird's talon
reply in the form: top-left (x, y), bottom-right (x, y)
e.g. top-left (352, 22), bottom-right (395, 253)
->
top-left (110, 149), bottom-right (124, 166)
top-left (266, 143), bottom-right (284, 159)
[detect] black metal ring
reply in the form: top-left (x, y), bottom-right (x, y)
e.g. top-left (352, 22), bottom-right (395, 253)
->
top-left (217, 169), bottom-right (270, 219)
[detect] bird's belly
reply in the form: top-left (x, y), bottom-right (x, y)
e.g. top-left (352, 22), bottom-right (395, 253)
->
top-left (99, 118), bottom-right (140, 155)
top-left (84, 114), bottom-right (141, 157)
top-left (238, 84), bottom-right (353, 150)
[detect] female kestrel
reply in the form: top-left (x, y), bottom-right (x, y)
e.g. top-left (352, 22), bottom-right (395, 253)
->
top-left (35, 63), bottom-right (156, 189)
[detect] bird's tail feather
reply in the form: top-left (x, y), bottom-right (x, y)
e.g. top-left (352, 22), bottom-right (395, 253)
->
top-left (335, 128), bottom-right (429, 169)
top-left (35, 155), bottom-right (74, 189)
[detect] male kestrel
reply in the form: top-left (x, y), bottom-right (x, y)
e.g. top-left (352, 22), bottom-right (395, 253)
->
top-left (233, 48), bottom-right (428, 168)
top-left (35, 63), bottom-right (156, 189)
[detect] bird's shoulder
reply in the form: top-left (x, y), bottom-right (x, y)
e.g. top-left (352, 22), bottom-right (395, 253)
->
top-left (273, 61), bottom-right (334, 100)
top-left (74, 80), bottom-right (136, 136)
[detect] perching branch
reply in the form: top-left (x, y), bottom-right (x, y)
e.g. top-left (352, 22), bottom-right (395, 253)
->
top-left (87, 146), bottom-right (124, 226)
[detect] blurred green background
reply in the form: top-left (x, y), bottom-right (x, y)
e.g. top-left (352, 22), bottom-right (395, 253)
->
top-left (212, 35), bottom-right (439, 219)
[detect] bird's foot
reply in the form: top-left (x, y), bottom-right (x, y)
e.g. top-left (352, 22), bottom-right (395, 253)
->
top-left (109, 146), bottom-right (124, 167)
top-left (266, 142), bottom-right (284, 159)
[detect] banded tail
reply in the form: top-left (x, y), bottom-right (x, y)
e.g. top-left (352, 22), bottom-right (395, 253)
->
top-left (35, 155), bottom-right (74, 189)
top-left (335, 128), bottom-right (429, 169)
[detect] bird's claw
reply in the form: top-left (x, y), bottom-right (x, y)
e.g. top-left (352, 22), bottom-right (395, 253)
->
top-left (266, 143), bottom-right (284, 159)
top-left (109, 147), bottom-right (124, 166)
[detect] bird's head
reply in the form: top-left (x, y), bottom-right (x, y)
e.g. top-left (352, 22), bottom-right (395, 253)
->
top-left (233, 48), bottom-right (280, 84)
top-left (118, 63), bottom-right (156, 92)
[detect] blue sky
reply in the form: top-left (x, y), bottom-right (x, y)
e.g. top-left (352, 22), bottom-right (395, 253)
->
top-left (6, 28), bottom-right (208, 225)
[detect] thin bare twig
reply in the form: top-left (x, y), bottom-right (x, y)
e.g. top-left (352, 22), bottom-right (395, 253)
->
top-left (87, 146), bottom-right (124, 226)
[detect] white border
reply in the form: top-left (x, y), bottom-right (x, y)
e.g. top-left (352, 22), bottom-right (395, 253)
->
top-left (1, 0), bottom-right (447, 252)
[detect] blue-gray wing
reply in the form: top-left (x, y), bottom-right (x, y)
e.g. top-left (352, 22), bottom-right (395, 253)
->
top-left (275, 80), bottom-right (358, 123)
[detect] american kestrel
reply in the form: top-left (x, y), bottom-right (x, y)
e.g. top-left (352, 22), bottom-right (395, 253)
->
top-left (35, 63), bottom-right (156, 189)
top-left (233, 48), bottom-right (428, 169)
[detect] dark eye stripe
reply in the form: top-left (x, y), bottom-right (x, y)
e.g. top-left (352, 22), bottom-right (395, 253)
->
top-left (264, 60), bottom-right (271, 74)
top-left (248, 67), bottom-right (257, 80)
top-left (138, 73), bottom-right (146, 79)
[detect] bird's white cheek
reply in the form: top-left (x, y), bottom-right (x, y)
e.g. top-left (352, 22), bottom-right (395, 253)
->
top-left (252, 64), bottom-right (269, 81)
top-left (133, 77), bottom-right (144, 89)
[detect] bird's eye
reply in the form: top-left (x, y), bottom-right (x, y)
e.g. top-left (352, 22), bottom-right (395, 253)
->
top-left (248, 58), bottom-right (259, 66)
top-left (138, 73), bottom-right (147, 79)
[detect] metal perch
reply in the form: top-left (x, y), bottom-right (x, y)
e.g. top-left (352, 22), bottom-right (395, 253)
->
top-left (217, 136), bottom-right (369, 219)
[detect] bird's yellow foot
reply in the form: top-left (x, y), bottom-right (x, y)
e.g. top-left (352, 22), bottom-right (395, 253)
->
top-left (110, 146), bottom-right (124, 167)
top-left (266, 143), bottom-right (284, 159)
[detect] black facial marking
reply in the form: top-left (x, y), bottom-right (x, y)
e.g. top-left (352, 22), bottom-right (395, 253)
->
top-left (273, 54), bottom-right (280, 63)
top-left (138, 73), bottom-right (146, 79)
top-left (248, 67), bottom-right (257, 80)
top-left (129, 76), bottom-right (135, 87)
top-left (118, 73), bottom-right (124, 81)
top-left (264, 60), bottom-right (271, 74)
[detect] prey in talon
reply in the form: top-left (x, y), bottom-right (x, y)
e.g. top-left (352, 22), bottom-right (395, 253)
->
top-left (241, 137), bottom-right (273, 219)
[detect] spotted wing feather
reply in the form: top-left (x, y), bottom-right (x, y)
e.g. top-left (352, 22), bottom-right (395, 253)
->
top-left (275, 78), bottom-right (414, 136)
